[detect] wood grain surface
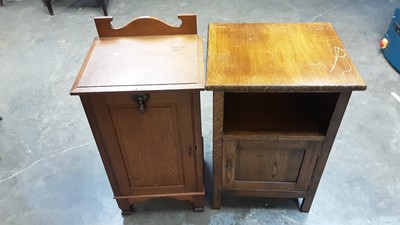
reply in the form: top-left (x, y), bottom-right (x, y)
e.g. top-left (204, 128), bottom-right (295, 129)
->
top-left (71, 35), bottom-right (204, 94)
top-left (89, 91), bottom-right (198, 195)
top-left (70, 14), bottom-right (204, 95)
top-left (206, 23), bottom-right (366, 92)
top-left (212, 91), bottom-right (224, 209)
top-left (221, 139), bottom-right (321, 192)
top-left (95, 14), bottom-right (197, 37)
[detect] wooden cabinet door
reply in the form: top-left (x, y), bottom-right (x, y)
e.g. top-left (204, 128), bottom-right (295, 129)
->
top-left (89, 91), bottom-right (197, 196)
top-left (222, 139), bottom-right (321, 191)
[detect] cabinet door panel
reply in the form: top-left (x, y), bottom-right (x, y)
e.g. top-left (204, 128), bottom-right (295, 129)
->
top-left (90, 91), bottom-right (196, 195)
top-left (109, 102), bottom-right (183, 187)
top-left (222, 139), bottom-right (321, 191)
top-left (236, 145), bottom-right (304, 182)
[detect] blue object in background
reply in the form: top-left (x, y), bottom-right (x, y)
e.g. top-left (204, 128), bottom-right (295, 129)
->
top-left (382, 8), bottom-right (400, 72)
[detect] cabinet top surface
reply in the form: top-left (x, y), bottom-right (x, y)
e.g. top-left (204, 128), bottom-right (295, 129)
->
top-left (206, 23), bottom-right (366, 92)
top-left (70, 34), bottom-right (204, 95)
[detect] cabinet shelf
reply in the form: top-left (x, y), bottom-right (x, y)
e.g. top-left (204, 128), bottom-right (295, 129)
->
top-left (223, 92), bottom-right (339, 138)
top-left (223, 131), bottom-right (325, 142)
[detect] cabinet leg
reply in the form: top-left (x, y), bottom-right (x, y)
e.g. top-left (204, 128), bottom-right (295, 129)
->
top-left (212, 92), bottom-right (224, 210)
top-left (192, 195), bottom-right (204, 212)
top-left (300, 197), bottom-right (314, 212)
top-left (121, 209), bottom-right (133, 216)
top-left (212, 188), bottom-right (221, 209)
top-left (117, 199), bottom-right (133, 215)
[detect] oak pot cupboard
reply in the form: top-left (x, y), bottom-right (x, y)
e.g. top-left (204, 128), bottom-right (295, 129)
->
top-left (70, 15), bottom-right (205, 214)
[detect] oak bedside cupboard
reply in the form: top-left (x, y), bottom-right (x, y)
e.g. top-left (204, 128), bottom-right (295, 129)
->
top-left (206, 23), bottom-right (366, 212)
top-left (70, 15), bottom-right (205, 214)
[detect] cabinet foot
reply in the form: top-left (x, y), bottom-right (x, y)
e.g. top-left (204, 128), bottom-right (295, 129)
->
top-left (121, 209), bottom-right (132, 216)
top-left (117, 199), bottom-right (134, 215)
top-left (192, 195), bottom-right (205, 212)
top-left (121, 205), bottom-right (134, 216)
top-left (299, 197), bottom-right (314, 212)
top-left (212, 192), bottom-right (221, 209)
top-left (193, 206), bottom-right (204, 212)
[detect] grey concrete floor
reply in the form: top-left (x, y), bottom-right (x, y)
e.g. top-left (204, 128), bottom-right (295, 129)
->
top-left (1, 0), bottom-right (400, 224)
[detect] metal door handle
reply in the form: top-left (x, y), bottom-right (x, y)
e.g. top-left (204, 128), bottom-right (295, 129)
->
top-left (132, 93), bottom-right (150, 114)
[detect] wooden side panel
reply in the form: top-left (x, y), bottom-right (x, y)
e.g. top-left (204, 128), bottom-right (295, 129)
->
top-left (301, 91), bottom-right (352, 212)
top-left (79, 95), bottom-right (131, 212)
top-left (95, 14), bottom-right (197, 37)
top-left (191, 91), bottom-right (205, 192)
top-left (212, 91), bottom-right (224, 209)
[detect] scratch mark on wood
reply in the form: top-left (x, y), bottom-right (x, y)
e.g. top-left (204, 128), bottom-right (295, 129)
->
top-left (329, 47), bottom-right (352, 76)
